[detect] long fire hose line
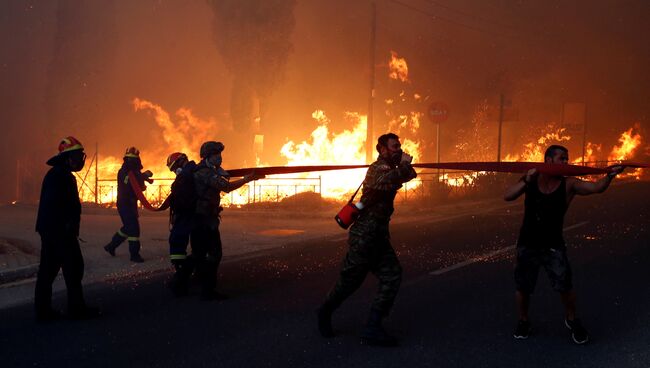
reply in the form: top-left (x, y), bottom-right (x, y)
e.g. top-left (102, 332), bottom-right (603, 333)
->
top-left (128, 161), bottom-right (647, 212)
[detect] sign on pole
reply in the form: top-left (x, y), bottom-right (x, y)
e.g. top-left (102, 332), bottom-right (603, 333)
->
top-left (427, 102), bottom-right (449, 124)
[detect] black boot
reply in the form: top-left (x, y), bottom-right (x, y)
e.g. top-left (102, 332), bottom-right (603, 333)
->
top-left (170, 260), bottom-right (192, 297)
top-left (103, 233), bottom-right (125, 256)
top-left (317, 303), bottom-right (336, 338)
top-left (129, 241), bottom-right (144, 263)
top-left (360, 309), bottom-right (398, 347)
top-left (199, 260), bottom-right (226, 301)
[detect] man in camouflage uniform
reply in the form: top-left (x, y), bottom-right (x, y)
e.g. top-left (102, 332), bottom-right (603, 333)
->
top-left (318, 133), bottom-right (417, 346)
top-left (192, 141), bottom-right (263, 300)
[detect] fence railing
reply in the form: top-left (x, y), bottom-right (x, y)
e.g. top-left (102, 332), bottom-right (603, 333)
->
top-left (92, 176), bottom-right (322, 208)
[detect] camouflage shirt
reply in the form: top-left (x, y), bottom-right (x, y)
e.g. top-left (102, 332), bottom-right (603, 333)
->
top-left (193, 160), bottom-right (230, 227)
top-left (349, 155), bottom-right (417, 237)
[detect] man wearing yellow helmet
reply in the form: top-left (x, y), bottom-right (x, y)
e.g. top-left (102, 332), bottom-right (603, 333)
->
top-left (103, 147), bottom-right (153, 263)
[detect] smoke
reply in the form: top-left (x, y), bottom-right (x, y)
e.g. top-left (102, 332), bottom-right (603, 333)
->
top-left (44, 0), bottom-right (118, 141)
top-left (207, 0), bottom-right (296, 133)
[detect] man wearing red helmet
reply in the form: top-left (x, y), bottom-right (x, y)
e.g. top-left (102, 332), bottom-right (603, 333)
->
top-left (165, 152), bottom-right (198, 296)
top-left (103, 147), bottom-right (153, 263)
top-left (34, 136), bottom-right (100, 321)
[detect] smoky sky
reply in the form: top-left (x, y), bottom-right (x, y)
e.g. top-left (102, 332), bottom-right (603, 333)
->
top-left (207, 0), bottom-right (295, 132)
top-left (1, 0), bottom-right (649, 202)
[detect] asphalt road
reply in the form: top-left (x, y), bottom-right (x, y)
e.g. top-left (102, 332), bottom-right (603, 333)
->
top-left (1, 182), bottom-right (649, 368)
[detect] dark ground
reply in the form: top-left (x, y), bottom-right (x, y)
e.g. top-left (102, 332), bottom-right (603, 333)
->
top-left (1, 182), bottom-right (648, 368)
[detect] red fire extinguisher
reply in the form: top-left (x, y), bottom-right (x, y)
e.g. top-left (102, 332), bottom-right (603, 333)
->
top-left (335, 182), bottom-right (364, 230)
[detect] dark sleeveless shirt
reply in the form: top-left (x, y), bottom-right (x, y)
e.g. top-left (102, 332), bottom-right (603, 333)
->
top-left (517, 177), bottom-right (567, 250)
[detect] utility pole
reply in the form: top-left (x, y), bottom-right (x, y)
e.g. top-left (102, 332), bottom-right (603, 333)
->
top-left (582, 105), bottom-right (587, 165)
top-left (95, 142), bottom-right (99, 203)
top-left (436, 122), bottom-right (440, 177)
top-left (497, 93), bottom-right (504, 162)
top-left (15, 159), bottom-right (20, 202)
top-left (366, 1), bottom-right (376, 164)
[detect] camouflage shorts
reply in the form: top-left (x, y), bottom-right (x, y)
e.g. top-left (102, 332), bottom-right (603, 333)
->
top-left (514, 247), bottom-right (572, 294)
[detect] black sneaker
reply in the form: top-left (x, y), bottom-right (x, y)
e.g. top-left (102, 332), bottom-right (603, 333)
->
top-left (514, 320), bottom-right (531, 339)
top-left (565, 318), bottom-right (589, 344)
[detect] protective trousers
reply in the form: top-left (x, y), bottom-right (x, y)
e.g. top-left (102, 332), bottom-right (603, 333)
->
top-left (169, 216), bottom-right (195, 294)
top-left (190, 225), bottom-right (223, 295)
top-left (34, 233), bottom-right (86, 315)
top-left (106, 206), bottom-right (141, 256)
top-left (323, 234), bottom-right (402, 316)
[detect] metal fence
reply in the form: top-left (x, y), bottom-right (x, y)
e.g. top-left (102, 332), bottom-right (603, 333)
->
top-left (93, 176), bottom-right (322, 207)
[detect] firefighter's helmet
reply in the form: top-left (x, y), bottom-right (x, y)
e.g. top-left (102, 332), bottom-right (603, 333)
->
top-left (199, 141), bottom-right (224, 159)
top-left (58, 136), bottom-right (84, 154)
top-left (124, 147), bottom-right (140, 158)
top-left (166, 152), bottom-right (187, 171)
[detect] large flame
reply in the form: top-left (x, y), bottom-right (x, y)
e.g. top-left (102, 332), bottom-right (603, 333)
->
top-left (77, 99), bottom-right (219, 205)
top-left (608, 125), bottom-right (642, 161)
top-left (607, 124), bottom-right (644, 179)
top-left (504, 125), bottom-right (572, 162)
top-left (279, 110), bottom-right (422, 200)
top-left (388, 50), bottom-right (409, 83)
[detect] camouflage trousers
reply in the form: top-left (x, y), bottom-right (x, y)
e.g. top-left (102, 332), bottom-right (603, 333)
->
top-left (324, 234), bottom-right (402, 316)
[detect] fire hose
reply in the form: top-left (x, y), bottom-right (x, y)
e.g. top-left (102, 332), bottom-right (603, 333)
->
top-left (128, 162), bottom-right (647, 212)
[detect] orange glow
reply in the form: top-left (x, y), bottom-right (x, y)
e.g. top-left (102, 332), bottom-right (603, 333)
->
top-left (280, 110), bottom-right (422, 200)
top-left (388, 51), bottom-right (409, 82)
top-left (572, 142), bottom-right (602, 164)
top-left (504, 125), bottom-right (572, 162)
top-left (607, 124), bottom-right (644, 180)
top-left (608, 125), bottom-right (642, 162)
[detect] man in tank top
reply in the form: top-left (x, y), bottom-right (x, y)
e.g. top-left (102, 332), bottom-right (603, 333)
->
top-left (504, 145), bottom-right (624, 344)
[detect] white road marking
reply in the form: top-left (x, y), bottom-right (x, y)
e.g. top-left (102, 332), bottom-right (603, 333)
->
top-left (428, 221), bottom-right (590, 276)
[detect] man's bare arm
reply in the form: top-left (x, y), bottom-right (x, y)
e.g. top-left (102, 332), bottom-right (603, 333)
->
top-left (569, 166), bottom-right (624, 196)
top-left (504, 169), bottom-right (536, 201)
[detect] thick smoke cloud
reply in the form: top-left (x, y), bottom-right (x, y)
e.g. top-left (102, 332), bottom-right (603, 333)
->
top-left (207, 0), bottom-right (296, 133)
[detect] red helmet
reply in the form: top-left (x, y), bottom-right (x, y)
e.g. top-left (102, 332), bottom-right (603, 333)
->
top-left (58, 136), bottom-right (84, 153)
top-left (166, 152), bottom-right (187, 170)
top-left (124, 146), bottom-right (140, 158)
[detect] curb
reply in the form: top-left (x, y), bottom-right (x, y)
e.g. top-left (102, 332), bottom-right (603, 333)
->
top-left (0, 264), bottom-right (39, 285)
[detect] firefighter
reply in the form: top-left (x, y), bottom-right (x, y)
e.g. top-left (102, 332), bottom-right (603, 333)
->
top-left (166, 152), bottom-right (197, 296)
top-left (34, 136), bottom-right (100, 321)
top-left (317, 133), bottom-right (417, 346)
top-left (103, 147), bottom-right (153, 263)
top-left (192, 141), bottom-right (264, 300)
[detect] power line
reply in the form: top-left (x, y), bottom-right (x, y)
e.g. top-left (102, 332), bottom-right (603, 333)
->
top-left (420, 0), bottom-right (523, 32)
top-left (386, 0), bottom-right (541, 44)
